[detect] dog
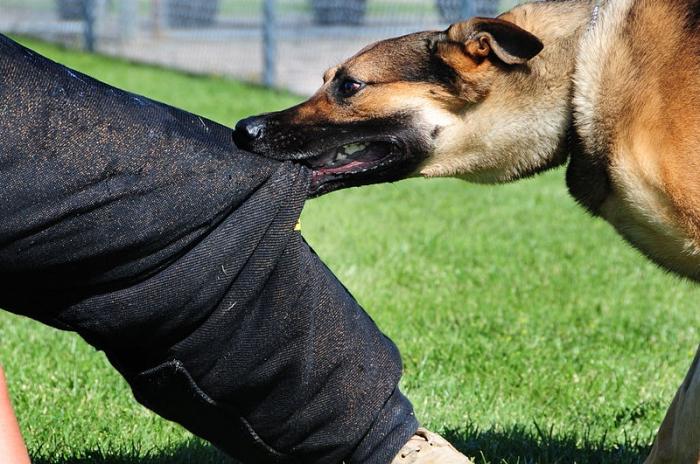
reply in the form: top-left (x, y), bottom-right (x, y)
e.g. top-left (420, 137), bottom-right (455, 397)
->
top-left (232, 0), bottom-right (700, 462)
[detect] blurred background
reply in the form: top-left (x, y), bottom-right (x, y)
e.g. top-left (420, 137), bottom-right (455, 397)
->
top-left (0, 0), bottom-right (520, 95)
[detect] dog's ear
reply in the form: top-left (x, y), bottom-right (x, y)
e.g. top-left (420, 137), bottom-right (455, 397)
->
top-left (445, 17), bottom-right (543, 65)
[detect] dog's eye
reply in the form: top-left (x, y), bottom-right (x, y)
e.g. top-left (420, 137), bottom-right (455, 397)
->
top-left (338, 79), bottom-right (364, 98)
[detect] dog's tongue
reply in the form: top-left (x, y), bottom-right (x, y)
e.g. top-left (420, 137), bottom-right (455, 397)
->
top-left (316, 159), bottom-right (369, 175)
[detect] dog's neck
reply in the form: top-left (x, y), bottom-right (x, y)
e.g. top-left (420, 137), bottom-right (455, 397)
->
top-left (502, 0), bottom-right (599, 169)
top-left (424, 1), bottom-right (599, 182)
top-left (590, 0), bottom-right (603, 29)
top-left (421, 1), bottom-right (606, 183)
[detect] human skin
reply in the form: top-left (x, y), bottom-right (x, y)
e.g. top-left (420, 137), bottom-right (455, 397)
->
top-left (0, 364), bottom-right (30, 464)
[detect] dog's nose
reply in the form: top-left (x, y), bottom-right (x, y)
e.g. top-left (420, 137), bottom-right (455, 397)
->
top-left (233, 116), bottom-right (266, 149)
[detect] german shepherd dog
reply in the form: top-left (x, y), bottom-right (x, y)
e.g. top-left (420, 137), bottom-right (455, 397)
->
top-left (233, 0), bottom-right (700, 461)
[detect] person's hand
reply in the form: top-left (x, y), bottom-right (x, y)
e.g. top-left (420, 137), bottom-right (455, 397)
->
top-left (0, 364), bottom-right (31, 464)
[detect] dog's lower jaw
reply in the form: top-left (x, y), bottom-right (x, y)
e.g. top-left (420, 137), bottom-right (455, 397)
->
top-left (418, 110), bottom-right (573, 183)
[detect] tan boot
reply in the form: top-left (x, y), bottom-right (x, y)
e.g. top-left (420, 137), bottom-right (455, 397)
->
top-left (391, 428), bottom-right (474, 464)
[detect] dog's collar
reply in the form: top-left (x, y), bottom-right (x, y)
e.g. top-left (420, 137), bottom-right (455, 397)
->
top-left (589, 0), bottom-right (603, 30)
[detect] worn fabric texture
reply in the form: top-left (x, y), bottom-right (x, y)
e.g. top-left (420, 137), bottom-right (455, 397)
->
top-left (0, 34), bottom-right (418, 463)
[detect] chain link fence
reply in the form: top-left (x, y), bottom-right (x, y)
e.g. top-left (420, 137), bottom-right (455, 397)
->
top-left (0, 0), bottom-right (520, 95)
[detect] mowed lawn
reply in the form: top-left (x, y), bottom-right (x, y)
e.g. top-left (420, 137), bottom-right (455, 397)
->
top-left (1, 38), bottom-right (698, 464)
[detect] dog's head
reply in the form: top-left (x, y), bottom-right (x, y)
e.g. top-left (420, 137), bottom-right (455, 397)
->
top-left (233, 15), bottom-right (570, 196)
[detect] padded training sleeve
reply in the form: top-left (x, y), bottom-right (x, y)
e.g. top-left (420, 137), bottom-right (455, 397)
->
top-left (0, 35), bottom-right (417, 464)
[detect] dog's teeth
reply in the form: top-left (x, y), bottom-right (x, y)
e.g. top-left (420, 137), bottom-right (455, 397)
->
top-left (328, 143), bottom-right (367, 166)
top-left (343, 143), bottom-right (367, 155)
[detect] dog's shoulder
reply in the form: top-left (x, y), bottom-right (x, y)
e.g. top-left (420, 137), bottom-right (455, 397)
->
top-left (566, 0), bottom-right (638, 215)
top-left (573, 0), bottom-right (700, 156)
top-left (571, 0), bottom-right (700, 279)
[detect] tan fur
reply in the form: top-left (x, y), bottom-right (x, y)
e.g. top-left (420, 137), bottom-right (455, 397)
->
top-left (292, 72), bottom-right (459, 127)
top-left (574, 0), bottom-right (700, 280)
top-left (420, 2), bottom-right (590, 182)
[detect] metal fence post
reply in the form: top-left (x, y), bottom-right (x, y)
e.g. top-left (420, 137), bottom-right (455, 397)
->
top-left (83, 0), bottom-right (96, 52)
top-left (262, 0), bottom-right (277, 88)
top-left (152, 0), bottom-right (165, 38)
top-left (119, 0), bottom-right (138, 42)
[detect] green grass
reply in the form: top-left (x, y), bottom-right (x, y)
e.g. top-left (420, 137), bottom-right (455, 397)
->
top-left (1, 38), bottom-right (698, 464)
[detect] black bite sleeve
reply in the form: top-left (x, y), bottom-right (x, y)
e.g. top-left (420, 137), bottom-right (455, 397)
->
top-left (0, 35), bottom-right (417, 464)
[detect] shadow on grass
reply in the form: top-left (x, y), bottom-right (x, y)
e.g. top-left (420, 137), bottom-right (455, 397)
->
top-left (31, 439), bottom-right (237, 464)
top-left (32, 425), bottom-right (652, 464)
top-left (445, 423), bottom-right (652, 464)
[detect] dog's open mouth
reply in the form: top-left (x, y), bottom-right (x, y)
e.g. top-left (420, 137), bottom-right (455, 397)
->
top-left (304, 140), bottom-right (410, 196)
